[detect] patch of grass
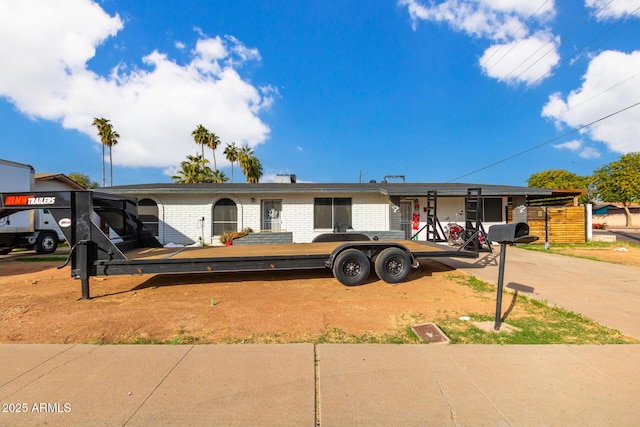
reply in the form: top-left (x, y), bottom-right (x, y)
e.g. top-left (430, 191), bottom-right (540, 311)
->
top-left (16, 256), bottom-right (68, 262)
top-left (314, 327), bottom-right (421, 344)
top-left (219, 327), bottom-right (422, 344)
top-left (435, 291), bottom-right (638, 345)
top-left (446, 273), bottom-right (494, 292)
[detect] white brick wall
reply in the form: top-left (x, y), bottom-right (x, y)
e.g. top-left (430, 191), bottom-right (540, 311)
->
top-left (134, 192), bottom-right (395, 244)
top-left (126, 191), bottom-right (516, 245)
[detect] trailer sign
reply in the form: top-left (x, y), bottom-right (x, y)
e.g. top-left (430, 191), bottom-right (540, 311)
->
top-left (4, 195), bottom-right (56, 206)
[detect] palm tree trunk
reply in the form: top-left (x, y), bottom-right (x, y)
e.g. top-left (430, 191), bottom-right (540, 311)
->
top-left (109, 146), bottom-right (113, 187)
top-left (231, 162), bottom-right (234, 183)
top-left (101, 144), bottom-right (105, 187)
top-left (212, 149), bottom-right (217, 170)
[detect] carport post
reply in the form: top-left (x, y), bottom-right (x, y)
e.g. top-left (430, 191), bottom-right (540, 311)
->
top-left (494, 243), bottom-right (507, 330)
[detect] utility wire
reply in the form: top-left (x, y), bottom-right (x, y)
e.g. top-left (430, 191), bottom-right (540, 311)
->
top-left (516, 3), bottom-right (640, 91)
top-left (447, 101), bottom-right (640, 182)
top-left (373, 1), bottom-right (638, 179)
top-left (481, 0), bottom-right (553, 72)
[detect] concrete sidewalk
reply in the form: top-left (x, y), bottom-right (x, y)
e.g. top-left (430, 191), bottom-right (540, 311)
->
top-left (3, 249), bottom-right (640, 425)
top-left (1, 343), bottom-right (639, 426)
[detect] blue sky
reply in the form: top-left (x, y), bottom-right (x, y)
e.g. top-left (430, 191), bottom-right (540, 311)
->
top-left (0, 0), bottom-right (639, 187)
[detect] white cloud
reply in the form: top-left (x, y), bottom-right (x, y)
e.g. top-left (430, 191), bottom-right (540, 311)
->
top-left (542, 50), bottom-right (640, 154)
top-left (0, 0), bottom-right (272, 172)
top-left (553, 139), bottom-right (601, 159)
top-left (480, 32), bottom-right (560, 84)
top-left (585, 0), bottom-right (640, 20)
top-left (579, 146), bottom-right (601, 159)
top-left (399, 0), bottom-right (560, 84)
top-left (553, 139), bottom-right (582, 151)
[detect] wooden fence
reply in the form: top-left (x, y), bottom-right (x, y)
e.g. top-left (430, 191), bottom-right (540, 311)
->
top-left (508, 206), bottom-right (586, 244)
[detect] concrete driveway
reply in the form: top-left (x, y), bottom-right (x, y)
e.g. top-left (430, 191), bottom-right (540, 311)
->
top-left (439, 245), bottom-right (640, 338)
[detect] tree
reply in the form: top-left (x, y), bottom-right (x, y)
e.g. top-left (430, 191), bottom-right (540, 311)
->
top-left (245, 156), bottom-right (263, 183)
top-left (527, 169), bottom-right (588, 190)
top-left (191, 124), bottom-right (209, 160)
top-left (211, 169), bottom-right (229, 184)
top-left (237, 145), bottom-right (263, 183)
top-left (107, 128), bottom-right (120, 187)
top-left (237, 144), bottom-right (262, 183)
top-left (223, 142), bottom-right (239, 183)
top-left (171, 154), bottom-right (214, 184)
top-left (68, 172), bottom-right (99, 189)
top-left (91, 117), bottom-right (110, 187)
top-left (91, 117), bottom-right (120, 187)
top-left (206, 131), bottom-right (221, 170)
top-left (592, 152), bottom-right (640, 227)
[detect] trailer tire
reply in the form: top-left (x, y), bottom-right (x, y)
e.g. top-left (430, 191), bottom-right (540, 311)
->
top-left (374, 247), bottom-right (411, 284)
top-left (35, 232), bottom-right (58, 254)
top-left (333, 249), bottom-right (370, 286)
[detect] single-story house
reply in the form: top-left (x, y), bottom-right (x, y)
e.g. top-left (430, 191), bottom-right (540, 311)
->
top-left (36, 173), bottom-right (85, 191)
top-left (592, 203), bottom-right (640, 215)
top-left (104, 180), bottom-right (559, 245)
top-left (592, 203), bottom-right (640, 227)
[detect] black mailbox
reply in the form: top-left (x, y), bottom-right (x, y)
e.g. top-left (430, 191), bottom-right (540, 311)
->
top-left (488, 223), bottom-right (538, 245)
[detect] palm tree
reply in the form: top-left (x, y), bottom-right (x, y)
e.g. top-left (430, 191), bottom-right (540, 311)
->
top-left (211, 169), bottom-right (229, 184)
top-left (107, 129), bottom-right (119, 187)
top-left (245, 156), bottom-right (263, 183)
top-left (191, 124), bottom-right (209, 159)
top-left (171, 154), bottom-right (214, 183)
top-left (223, 142), bottom-right (239, 183)
top-left (206, 131), bottom-right (221, 170)
top-left (237, 145), bottom-right (263, 183)
top-left (91, 117), bottom-right (110, 187)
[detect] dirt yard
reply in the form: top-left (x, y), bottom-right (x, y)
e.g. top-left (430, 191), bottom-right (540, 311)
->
top-left (544, 243), bottom-right (640, 267)
top-left (2, 245), bottom-right (638, 344)
top-left (0, 258), bottom-right (494, 344)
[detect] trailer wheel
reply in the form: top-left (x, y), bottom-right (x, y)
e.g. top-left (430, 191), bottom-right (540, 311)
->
top-left (35, 232), bottom-right (58, 254)
top-left (333, 249), bottom-right (370, 286)
top-left (374, 247), bottom-right (411, 284)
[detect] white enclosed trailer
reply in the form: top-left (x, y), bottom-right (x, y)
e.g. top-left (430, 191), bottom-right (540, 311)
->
top-left (0, 159), bottom-right (66, 254)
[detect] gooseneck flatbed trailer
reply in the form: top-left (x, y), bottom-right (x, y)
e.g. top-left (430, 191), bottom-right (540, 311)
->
top-left (0, 191), bottom-right (478, 299)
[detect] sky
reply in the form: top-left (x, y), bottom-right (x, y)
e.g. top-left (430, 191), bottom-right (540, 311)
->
top-left (0, 0), bottom-right (639, 188)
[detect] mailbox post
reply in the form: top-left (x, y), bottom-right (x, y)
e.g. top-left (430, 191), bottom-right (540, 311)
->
top-left (487, 223), bottom-right (538, 330)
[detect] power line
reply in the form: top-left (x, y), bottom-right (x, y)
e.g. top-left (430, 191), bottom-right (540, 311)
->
top-left (447, 101), bottom-right (640, 182)
top-left (481, 0), bottom-right (554, 72)
top-left (516, 3), bottom-right (640, 91)
top-left (372, 1), bottom-right (639, 180)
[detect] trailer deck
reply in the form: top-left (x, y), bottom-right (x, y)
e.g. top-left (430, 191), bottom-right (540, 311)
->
top-left (1, 190), bottom-right (479, 299)
top-left (123, 240), bottom-right (460, 261)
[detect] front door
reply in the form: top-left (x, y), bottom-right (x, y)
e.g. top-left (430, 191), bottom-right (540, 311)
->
top-left (262, 200), bottom-right (282, 231)
top-left (400, 201), bottom-right (412, 239)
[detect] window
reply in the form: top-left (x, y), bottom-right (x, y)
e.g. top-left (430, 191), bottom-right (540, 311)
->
top-left (314, 198), bottom-right (352, 229)
top-left (138, 199), bottom-right (159, 236)
top-left (213, 198), bottom-right (237, 236)
top-left (483, 198), bottom-right (503, 222)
